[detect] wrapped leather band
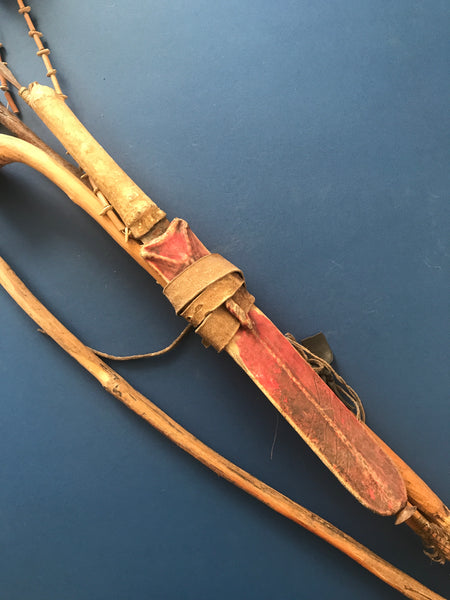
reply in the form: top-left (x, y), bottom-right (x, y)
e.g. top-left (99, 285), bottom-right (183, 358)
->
top-left (195, 285), bottom-right (255, 351)
top-left (163, 254), bottom-right (241, 313)
top-left (180, 272), bottom-right (244, 325)
top-left (163, 253), bottom-right (254, 351)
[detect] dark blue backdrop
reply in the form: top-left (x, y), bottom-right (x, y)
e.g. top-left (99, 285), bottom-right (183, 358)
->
top-left (0, 2), bottom-right (449, 598)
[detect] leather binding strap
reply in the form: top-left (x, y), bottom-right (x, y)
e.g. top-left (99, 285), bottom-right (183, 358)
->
top-left (163, 253), bottom-right (255, 351)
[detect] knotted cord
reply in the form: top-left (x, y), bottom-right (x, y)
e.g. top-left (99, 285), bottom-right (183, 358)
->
top-left (16, 0), bottom-right (66, 98)
top-left (285, 332), bottom-right (366, 422)
top-left (87, 323), bottom-right (366, 424)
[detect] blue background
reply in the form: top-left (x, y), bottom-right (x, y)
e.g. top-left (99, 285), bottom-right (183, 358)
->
top-left (0, 1), bottom-right (449, 598)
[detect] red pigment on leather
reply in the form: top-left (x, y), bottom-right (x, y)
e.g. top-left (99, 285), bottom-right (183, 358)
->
top-left (142, 218), bottom-right (407, 515)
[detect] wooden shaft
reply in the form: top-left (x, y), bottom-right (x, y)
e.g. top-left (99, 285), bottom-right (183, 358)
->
top-left (365, 426), bottom-right (450, 531)
top-left (364, 425), bottom-right (450, 561)
top-left (0, 44), bottom-right (19, 113)
top-left (0, 103), bottom-right (138, 236)
top-left (1, 132), bottom-right (449, 560)
top-left (0, 84), bottom-right (18, 113)
top-left (0, 134), bottom-right (166, 286)
top-left (0, 101), bottom-right (80, 175)
top-left (0, 255), bottom-right (445, 600)
top-left (19, 83), bottom-right (166, 238)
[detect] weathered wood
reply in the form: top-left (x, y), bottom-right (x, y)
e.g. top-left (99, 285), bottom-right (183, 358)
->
top-left (365, 426), bottom-right (450, 562)
top-left (1, 132), bottom-right (448, 559)
top-left (0, 134), bottom-right (166, 286)
top-left (0, 100), bottom-right (81, 176)
top-left (20, 83), bottom-right (166, 237)
top-left (0, 255), bottom-right (445, 600)
top-left (0, 54), bottom-right (19, 113)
